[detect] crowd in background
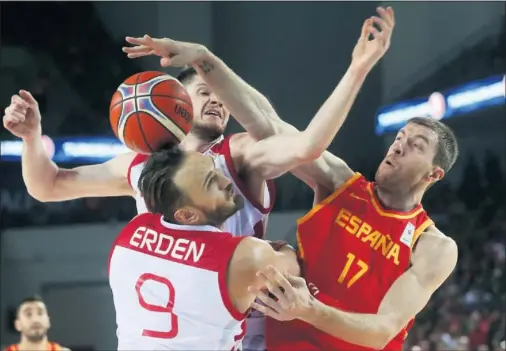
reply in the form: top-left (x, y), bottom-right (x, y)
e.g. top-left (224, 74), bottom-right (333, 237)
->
top-left (0, 3), bottom-right (504, 350)
top-left (405, 152), bottom-right (505, 351)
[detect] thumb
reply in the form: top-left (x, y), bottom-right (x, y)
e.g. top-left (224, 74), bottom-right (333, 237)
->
top-left (19, 90), bottom-right (38, 107)
top-left (160, 57), bottom-right (173, 67)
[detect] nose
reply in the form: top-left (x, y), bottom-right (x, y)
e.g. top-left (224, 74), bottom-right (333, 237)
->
top-left (392, 140), bottom-right (404, 156)
top-left (209, 93), bottom-right (223, 108)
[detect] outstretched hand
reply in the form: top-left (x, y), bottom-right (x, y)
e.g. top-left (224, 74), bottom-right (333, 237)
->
top-left (351, 6), bottom-right (395, 72)
top-left (122, 35), bottom-right (208, 68)
top-left (248, 265), bottom-right (313, 322)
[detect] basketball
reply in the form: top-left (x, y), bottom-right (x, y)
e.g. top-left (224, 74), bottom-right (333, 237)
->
top-left (109, 71), bottom-right (193, 154)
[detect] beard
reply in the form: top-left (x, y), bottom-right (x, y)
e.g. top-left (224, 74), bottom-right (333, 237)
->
top-left (205, 195), bottom-right (244, 227)
top-left (24, 330), bottom-right (46, 343)
top-left (191, 121), bottom-right (224, 143)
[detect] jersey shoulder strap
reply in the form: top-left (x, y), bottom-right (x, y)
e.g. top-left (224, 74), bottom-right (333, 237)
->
top-left (298, 172), bottom-right (363, 226)
top-left (127, 153), bottom-right (149, 189)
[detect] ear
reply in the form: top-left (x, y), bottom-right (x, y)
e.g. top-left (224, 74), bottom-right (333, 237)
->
top-left (426, 166), bottom-right (444, 183)
top-left (173, 207), bottom-right (202, 225)
top-left (14, 319), bottom-right (21, 332)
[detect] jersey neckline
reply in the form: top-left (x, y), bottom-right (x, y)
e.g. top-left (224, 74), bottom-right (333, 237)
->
top-left (160, 217), bottom-right (223, 233)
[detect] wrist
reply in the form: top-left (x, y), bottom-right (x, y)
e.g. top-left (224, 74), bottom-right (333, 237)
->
top-left (192, 46), bottom-right (216, 66)
top-left (22, 130), bottom-right (42, 144)
top-left (299, 295), bottom-right (326, 324)
top-left (347, 62), bottom-right (371, 80)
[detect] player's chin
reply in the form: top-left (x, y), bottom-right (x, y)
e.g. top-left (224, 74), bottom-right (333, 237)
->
top-left (192, 121), bottom-right (225, 138)
top-left (375, 168), bottom-right (393, 185)
top-left (201, 118), bottom-right (225, 132)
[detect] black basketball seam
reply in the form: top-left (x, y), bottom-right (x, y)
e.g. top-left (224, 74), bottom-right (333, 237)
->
top-left (147, 115), bottom-right (182, 147)
top-left (110, 94), bottom-right (192, 110)
top-left (134, 74), bottom-right (155, 153)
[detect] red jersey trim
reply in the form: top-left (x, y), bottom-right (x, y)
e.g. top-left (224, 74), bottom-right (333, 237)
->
top-left (217, 236), bottom-right (250, 321)
top-left (296, 172), bottom-right (361, 260)
top-left (366, 182), bottom-right (423, 219)
top-left (222, 135), bottom-right (276, 214)
top-left (127, 153), bottom-right (149, 188)
top-left (411, 218), bottom-right (434, 249)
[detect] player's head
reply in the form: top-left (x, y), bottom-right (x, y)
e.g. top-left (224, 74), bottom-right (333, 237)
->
top-left (375, 117), bottom-right (459, 193)
top-left (178, 67), bottom-right (230, 141)
top-left (139, 147), bottom-right (243, 227)
top-left (15, 295), bottom-right (50, 343)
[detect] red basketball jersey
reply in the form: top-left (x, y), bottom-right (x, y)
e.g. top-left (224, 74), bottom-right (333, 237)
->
top-left (266, 173), bottom-right (433, 351)
top-left (4, 342), bottom-right (62, 351)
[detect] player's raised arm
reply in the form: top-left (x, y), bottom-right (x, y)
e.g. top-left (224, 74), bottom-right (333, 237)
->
top-left (3, 90), bottom-right (135, 202)
top-left (241, 8), bottom-right (395, 182)
top-left (123, 35), bottom-right (280, 140)
top-left (252, 226), bottom-right (458, 350)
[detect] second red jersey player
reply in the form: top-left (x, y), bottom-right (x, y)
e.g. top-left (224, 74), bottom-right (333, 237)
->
top-left (266, 173), bottom-right (433, 350)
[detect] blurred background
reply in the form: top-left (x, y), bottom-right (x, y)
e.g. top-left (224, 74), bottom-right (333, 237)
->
top-left (0, 2), bottom-right (504, 350)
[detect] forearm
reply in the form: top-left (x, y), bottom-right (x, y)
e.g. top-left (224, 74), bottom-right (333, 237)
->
top-left (21, 135), bottom-right (59, 200)
top-left (301, 299), bottom-right (393, 349)
top-left (299, 65), bottom-right (368, 159)
top-left (193, 50), bottom-right (280, 139)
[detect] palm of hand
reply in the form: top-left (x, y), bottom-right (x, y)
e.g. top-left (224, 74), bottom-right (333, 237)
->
top-left (352, 39), bottom-right (389, 72)
top-left (124, 36), bottom-right (206, 67)
top-left (277, 279), bottom-right (314, 321)
top-left (350, 7), bottom-right (394, 71)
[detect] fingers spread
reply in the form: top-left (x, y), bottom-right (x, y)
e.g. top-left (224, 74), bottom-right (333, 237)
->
top-left (250, 302), bottom-right (281, 319)
top-left (248, 286), bottom-right (282, 313)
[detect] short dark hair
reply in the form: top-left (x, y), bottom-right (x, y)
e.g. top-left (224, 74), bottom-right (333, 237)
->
top-left (138, 147), bottom-right (188, 222)
top-left (16, 295), bottom-right (44, 317)
top-left (177, 67), bottom-right (197, 86)
top-left (407, 117), bottom-right (459, 173)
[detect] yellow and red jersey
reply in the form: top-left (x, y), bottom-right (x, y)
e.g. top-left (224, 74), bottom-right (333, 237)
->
top-left (4, 342), bottom-right (62, 351)
top-left (267, 173), bottom-right (433, 351)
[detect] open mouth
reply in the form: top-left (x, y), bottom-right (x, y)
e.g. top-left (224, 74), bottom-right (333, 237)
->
top-left (204, 109), bottom-right (222, 121)
top-left (385, 160), bottom-right (394, 167)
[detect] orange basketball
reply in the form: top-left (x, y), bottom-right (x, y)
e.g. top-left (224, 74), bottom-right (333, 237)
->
top-left (110, 71), bottom-right (193, 154)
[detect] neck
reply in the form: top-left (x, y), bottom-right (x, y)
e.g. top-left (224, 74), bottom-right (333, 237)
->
top-left (375, 185), bottom-right (424, 212)
top-left (18, 336), bottom-right (48, 351)
top-left (180, 132), bottom-right (220, 153)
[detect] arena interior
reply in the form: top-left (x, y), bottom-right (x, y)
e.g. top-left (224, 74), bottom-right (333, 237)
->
top-left (0, 2), bottom-right (504, 350)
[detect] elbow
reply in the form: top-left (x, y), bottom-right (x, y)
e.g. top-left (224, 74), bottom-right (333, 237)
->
top-left (374, 328), bottom-right (396, 350)
top-left (297, 137), bottom-right (326, 163)
top-left (371, 318), bottom-right (402, 349)
top-left (26, 187), bottom-right (54, 202)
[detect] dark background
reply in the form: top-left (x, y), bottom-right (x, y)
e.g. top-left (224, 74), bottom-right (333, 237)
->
top-left (0, 2), bottom-right (504, 350)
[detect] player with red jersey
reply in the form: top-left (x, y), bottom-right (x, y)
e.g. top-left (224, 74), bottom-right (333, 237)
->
top-left (242, 9), bottom-right (460, 350)
top-left (109, 148), bottom-right (300, 349)
top-left (4, 296), bottom-right (70, 351)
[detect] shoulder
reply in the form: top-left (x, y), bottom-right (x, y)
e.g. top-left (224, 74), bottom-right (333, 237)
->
top-left (233, 236), bottom-right (275, 265)
top-left (226, 132), bottom-right (257, 170)
top-left (412, 225), bottom-right (458, 286)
